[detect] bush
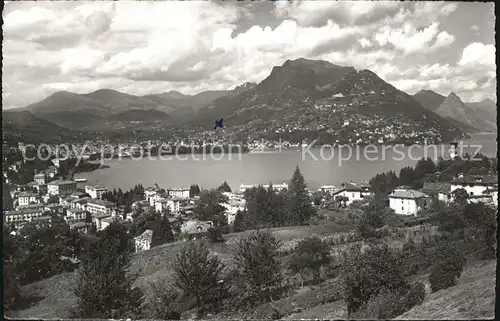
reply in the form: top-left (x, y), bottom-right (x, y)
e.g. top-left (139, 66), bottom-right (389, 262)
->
top-left (349, 288), bottom-right (402, 319)
top-left (404, 281), bottom-right (426, 309)
top-left (429, 246), bottom-right (466, 292)
top-left (146, 280), bottom-right (181, 320)
top-left (207, 227), bottom-right (225, 243)
top-left (342, 242), bottom-right (410, 315)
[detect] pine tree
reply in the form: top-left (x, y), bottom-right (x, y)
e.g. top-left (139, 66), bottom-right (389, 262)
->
top-left (288, 166), bottom-right (315, 225)
top-left (73, 222), bottom-right (143, 319)
top-left (173, 241), bottom-right (227, 317)
top-left (235, 231), bottom-right (283, 304)
top-left (151, 211), bottom-right (175, 247)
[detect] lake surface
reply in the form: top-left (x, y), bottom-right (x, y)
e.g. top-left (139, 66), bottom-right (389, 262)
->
top-left (76, 133), bottom-right (497, 191)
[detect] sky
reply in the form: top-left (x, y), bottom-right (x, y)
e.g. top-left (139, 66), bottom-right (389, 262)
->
top-left (2, 1), bottom-right (496, 109)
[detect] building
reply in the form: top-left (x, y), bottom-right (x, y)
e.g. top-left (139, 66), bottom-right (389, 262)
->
top-left (135, 229), bottom-right (153, 252)
top-left (4, 207), bottom-right (45, 229)
top-left (45, 204), bottom-right (64, 215)
top-left (70, 192), bottom-right (88, 199)
top-left (99, 216), bottom-right (116, 231)
top-left (319, 185), bottom-right (337, 194)
top-left (92, 212), bottom-right (112, 230)
top-left (44, 166), bottom-right (58, 179)
top-left (34, 173), bottom-right (46, 185)
top-left (16, 192), bottom-right (40, 207)
top-left (69, 221), bottom-right (89, 234)
top-left (449, 175), bottom-right (498, 198)
top-left (150, 194), bottom-right (163, 207)
top-left (85, 185), bottom-right (108, 199)
top-left (421, 182), bottom-right (452, 204)
top-left (36, 183), bottom-right (48, 195)
top-left (219, 199), bottom-right (246, 224)
top-left (180, 220), bottom-right (213, 239)
top-left (239, 182), bottom-right (288, 193)
top-left (331, 182), bottom-right (373, 206)
top-left (154, 198), bottom-right (181, 213)
top-left (167, 188), bottom-right (191, 199)
top-left (145, 187), bottom-right (159, 201)
top-left (86, 199), bottom-right (117, 217)
top-left (67, 208), bottom-right (87, 221)
top-left (389, 189), bottom-right (428, 215)
top-left (48, 180), bottom-right (77, 196)
top-left (69, 198), bottom-right (89, 210)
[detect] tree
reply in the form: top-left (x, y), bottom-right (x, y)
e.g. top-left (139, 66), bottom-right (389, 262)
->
top-left (232, 210), bottom-right (245, 233)
top-left (288, 166), bottom-right (315, 225)
top-left (463, 202), bottom-right (496, 257)
top-left (429, 245), bottom-right (466, 292)
top-left (3, 183), bottom-right (14, 210)
top-left (451, 188), bottom-right (468, 207)
top-left (195, 189), bottom-right (228, 227)
top-left (234, 231), bottom-right (283, 304)
top-left (173, 241), bottom-right (227, 317)
top-left (217, 181), bottom-right (232, 193)
top-left (357, 200), bottom-right (388, 239)
top-left (341, 242), bottom-right (410, 315)
top-left (335, 195), bottom-right (349, 208)
top-left (207, 227), bottom-right (225, 243)
top-left (73, 222), bottom-right (144, 319)
top-left (151, 211), bottom-right (175, 247)
top-left (289, 236), bottom-right (331, 284)
top-left (190, 184), bottom-right (201, 197)
top-left (399, 166), bottom-right (415, 186)
top-left (146, 279), bottom-right (181, 320)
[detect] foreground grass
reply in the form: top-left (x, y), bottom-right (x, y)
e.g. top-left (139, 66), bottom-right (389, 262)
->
top-left (395, 259), bottom-right (496, 319)
top-left (10, 221), bottom-right (494, 320)
top-left (11, 223), bottom-right (351, 319)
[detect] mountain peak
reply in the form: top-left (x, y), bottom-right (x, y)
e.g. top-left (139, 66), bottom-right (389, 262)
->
top-left (229, 82), bottom-right (257, 97)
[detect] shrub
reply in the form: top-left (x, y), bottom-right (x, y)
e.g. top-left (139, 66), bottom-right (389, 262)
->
top-left (288, 236), bottom-right (331, 284)
top-left (146, 280), bottom-right (181, 320)
top-left (342, 242), bottom-right (410, 315)
top-left (429, 246), bottom-right (466, 292)
top-left (404, 281), bottom-right (426, 309)
top-left (234, 231), bottom-right (284, 305)
top-left (207, 227), bottom-right (225, 243)
top-left (349, 289), bottom-right (402, 319)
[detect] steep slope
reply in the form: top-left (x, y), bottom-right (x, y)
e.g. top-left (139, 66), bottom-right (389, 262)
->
top-left (2, 110), bottom-right (80, 143)
top-left (23, 89), bottom-right (174, 129)
top-left (107, 109), bottom-right (171, 121)
top-left (144, 90), bottom-right (229, 113)
top-left (413, 90), bottom-right (446, 112)
top-left (435, 93), bottom-right (494, 132)
top-left (191, 59), bottom-right (463, 143)
top-left (467, 98), bottom-right (497, 132)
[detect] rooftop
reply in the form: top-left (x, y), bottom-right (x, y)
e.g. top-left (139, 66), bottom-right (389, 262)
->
top-left (390, 189), bottom-right (428, 199)
top-left (87, 199), bottom-right (115, 207)
top-left (421, 182), bottom-right (452, 194)
top-left (49, 179), bottom-right (76, 185)
top-left (135, 229), bottom-right (153, 240)
top-left (449, 175), bottom-right (498, 185)
top-left (18, 192), bottom-right (39, 198)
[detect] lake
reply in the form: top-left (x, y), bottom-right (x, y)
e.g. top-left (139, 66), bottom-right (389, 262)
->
top-left (75, 133), bottom-right (497, 191)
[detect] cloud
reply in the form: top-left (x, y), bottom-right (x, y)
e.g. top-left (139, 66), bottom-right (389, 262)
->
top-left (458, 42), bottom-right (496, 67)
top-left (1, 1), bottom-right (495, 107)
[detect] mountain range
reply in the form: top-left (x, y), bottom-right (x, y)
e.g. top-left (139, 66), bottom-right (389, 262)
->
top-left (3, 58), bottom-right (495, 144)
top-left (413, 90), bottom-right (497, 132)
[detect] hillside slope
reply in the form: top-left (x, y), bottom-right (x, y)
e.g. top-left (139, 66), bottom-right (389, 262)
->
top-left (2, 110), bottom-right (81, 143)
top-left (435, 93), bottom-right (496, 132)
top-left (190, 59), bottom-right (463, 142)
top-left (413, 90), bottom-right (446, 112)
top-left (395, 260), bottom-right (495, 319)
